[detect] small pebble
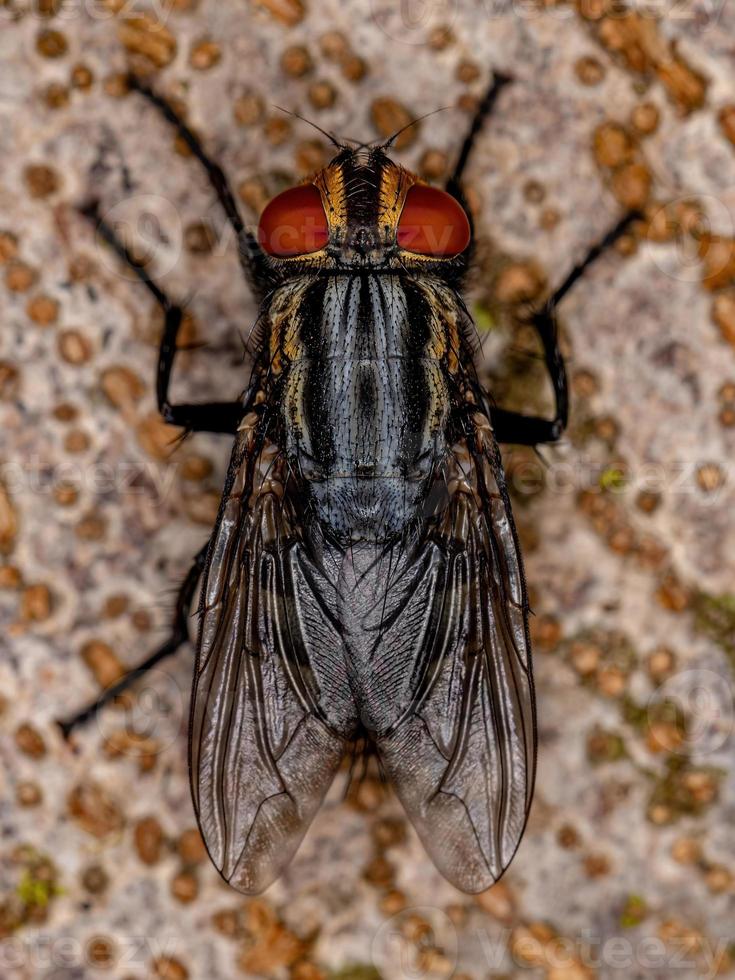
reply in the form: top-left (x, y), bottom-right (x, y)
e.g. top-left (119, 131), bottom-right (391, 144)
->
top-left (307, 80), bottom-right (336, 110)
top-left (81, 864), bottom-right (109, 894)
top-left (70, 63), bottom-right (94, 90)
top-left (118, 14), bottom-right (177, 70)
top-left (184, 221), bottom-right (217, 254)
top-left (719, 105), bottom-right (735, 146)
top-left (575, 56), bottom-right (605, 86)
top-left (152, 957), bottom-right (189, 980)
top-left (26, 294), bottom-right (59, 326)
top-left (58, 329), bottom-right (93, 365)
top-left (134, 815), bottom-right (164, 865)
top-left (177, 828), bottom-right (207, 865)
top-left (233, 89), bottom-right (264, 127)
top-left (54, 482), bottom-right (78, 507)
top-left (180, 455), bottom-right (213, 481)
top-left (170, 869), bottom-right (198, 903)
top-left (15, 723), bottom-right (46, 758)
top-left (75, 510), bottom-right (107, 541)
top-left (695, 462), bottom-right (725, 493)
top-left (36, 29), bottom-right (68, 59)
top-left (0, 361), bottom-right (19, 400)
top-left (68, 781), bottom-right (125, 838)
top-left (611, 162), bottom-right (652, 210)
top-left (295, 139), bottom-right (328, 173)
top-left (280, 44), bottom-right (312, 78)
top-left (25, 163), bottom-right (61, 198)
top-left (631, 102), bottom-right (660, 135)
top-left (0, 230), bottom-right (19, 262)
top-left (80, 639), bottom-right (125, 689)
top-left (456, 59), bottom-right (481, 85)
top-left (427, 24), bottom-right (454, 49)
top-left (16, 781), bottom-right (43, 807)
top-left (189, 38), bottom-right (221, 71)
top-left (379, 890), bottom-right (407, 916)
top-left (254, 0), bottom-right (305, 26)
top-left (495, 261), bottom-right (545, 304)
top-left (5, 261), bottom-right (37, 292)
top-left (419, 149), bottom-right (448, 181)
top-left (362, 853), bottom-right (394, 887)
top-left (64, 429), bottom-right (90, 453)
top-left (670, 837), bottom-right (701, 865)
top-left (523, 179), bottom-right (546, 204)
top-left (712, 292), bottom-right (735, 346)
top-left (238, 177), bottom-right (269, 214)
top-left (371, 97), bottom-right (419, 150)
top-left (704, 864), bottom-right (732, 894)
top-left (0, 565), bottom-right (22, 588)
top-left (264, 116), bottom-right (292, 146)
top-left (100, 365), bottom-right (146, 409)
top-left (86, 936), bottom-right (116, 970)
top-left (21, 583), bottom-right (52, 622)
top-left (319, 31), bottom-right (350, 61)
top-left (43, 83), bottom-right (69, 110)
top-left (340, 54), bottom-right (367, 83)
top-left (593, 122), bottom-right (634, 168)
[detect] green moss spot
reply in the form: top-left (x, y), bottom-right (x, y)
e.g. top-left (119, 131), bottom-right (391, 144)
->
top-left (330, 966), bottom-right (383, 980)
top-left (692, 591), bottom-right (735, 669)
top-left (620, 893), bottom-right (648, 928)
top-left (473, 302), bottom-right (495, 332)
top-left (599, 466), bottom-right (626, 491)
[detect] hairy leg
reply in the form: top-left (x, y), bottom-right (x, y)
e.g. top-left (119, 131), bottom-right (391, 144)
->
top-left (82, 201), bottom-right (243, 434)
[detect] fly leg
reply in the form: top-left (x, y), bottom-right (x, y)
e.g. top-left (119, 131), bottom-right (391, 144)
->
top-left (490, 210), bottom-right (642, 446)
top-left (127, 74), bottom-right (267, 286)
top-left (446, 72), bottom-right (512, 200)
top-left (81, 201), bottom-right (243, 434)
top-left (57, 545), bottom-right (208, 738)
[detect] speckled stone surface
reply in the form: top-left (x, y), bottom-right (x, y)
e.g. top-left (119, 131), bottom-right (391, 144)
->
top-left (0, 2), bottom-right (734, 979)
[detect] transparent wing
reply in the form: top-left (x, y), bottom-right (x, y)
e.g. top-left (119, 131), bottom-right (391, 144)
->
top-left (189, 419), bottom-right (355, 894)
top-left (374, 423), bottom-right (536, 892)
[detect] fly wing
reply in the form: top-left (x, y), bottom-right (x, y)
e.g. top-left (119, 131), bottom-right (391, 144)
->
top-left (374, 421), bottom-right (536, 893)
top-left (189, 416), bottom-right (354, 894)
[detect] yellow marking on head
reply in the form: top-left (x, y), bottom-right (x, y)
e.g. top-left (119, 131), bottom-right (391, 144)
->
top-left (313, 160), bottom-right (348, 237)
top-left (377, 161), bottom-right (418, 243)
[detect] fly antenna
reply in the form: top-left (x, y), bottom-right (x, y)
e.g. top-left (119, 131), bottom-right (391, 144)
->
top-left (380, 105), bottom-right (453, 150)
top-left (273, 105), bottom-right (345, 150)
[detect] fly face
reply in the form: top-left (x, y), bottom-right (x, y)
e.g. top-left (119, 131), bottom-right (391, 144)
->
top-left (257, 145), bottom-right (472, 272)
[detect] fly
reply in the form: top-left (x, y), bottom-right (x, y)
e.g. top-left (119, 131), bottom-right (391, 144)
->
top-left (60, 71), bottom-right (639, 894)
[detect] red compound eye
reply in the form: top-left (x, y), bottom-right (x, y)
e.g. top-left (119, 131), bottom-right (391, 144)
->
top-left (396, 184), bottom-right (471, 256)
top-left (258, 184), bottom-right (329, 257)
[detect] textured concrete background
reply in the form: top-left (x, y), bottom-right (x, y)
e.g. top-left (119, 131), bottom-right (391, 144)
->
top-left (1, 1), bottom-right (734, 978)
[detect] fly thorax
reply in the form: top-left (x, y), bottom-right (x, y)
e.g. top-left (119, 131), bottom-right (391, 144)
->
top-left (277, 274), bottom-right (459, 540)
